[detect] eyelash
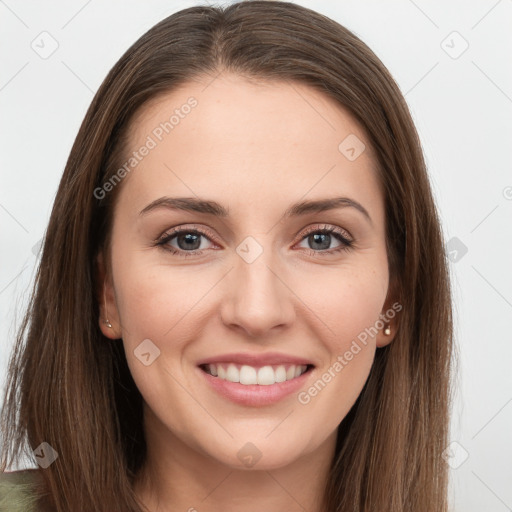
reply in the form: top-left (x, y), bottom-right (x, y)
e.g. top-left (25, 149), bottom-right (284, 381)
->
top-left (155, 224), bottom-right (355, 259)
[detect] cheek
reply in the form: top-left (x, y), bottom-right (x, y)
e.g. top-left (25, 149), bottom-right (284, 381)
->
top-left (292, 266), bottom-right (385, 420)
top-left (111, 260), bottom-right (206, 415)
top-left (297, 343), bottom-right (375, 437)
top-left (110, 253), bottom-right (226, 394)
top-left (299, 264), bottom-right (387, 348)
top-left (111, 243), bottom-right (213, 337)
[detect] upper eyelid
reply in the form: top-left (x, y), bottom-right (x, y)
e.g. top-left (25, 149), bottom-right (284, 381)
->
top-left (301, 223), bottom-right (352, 240)
top-left (157, 225), bottom-right (221, 246)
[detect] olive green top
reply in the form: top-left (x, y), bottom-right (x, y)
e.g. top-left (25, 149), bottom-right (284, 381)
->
top-left (0, 469), bottom-right (43, 512)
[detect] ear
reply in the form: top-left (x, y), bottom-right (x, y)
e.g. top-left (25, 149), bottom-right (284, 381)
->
top-left (95, 251), bottom-right (122, 339)
top-left (376, 275), bottom-right (401, 348)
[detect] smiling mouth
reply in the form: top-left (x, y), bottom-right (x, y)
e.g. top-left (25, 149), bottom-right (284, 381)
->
top-left (199, 363), bottom-right (314, 386)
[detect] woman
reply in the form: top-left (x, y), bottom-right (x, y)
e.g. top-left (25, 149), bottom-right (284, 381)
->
top-left (0, 1), bottom-right (454, 511)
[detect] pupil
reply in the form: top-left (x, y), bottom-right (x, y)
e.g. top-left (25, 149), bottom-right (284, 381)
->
top-left (310, 233), bottom-right (330, 250)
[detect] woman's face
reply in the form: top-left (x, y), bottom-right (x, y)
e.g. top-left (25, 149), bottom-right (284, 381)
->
top-left (99, 72), bottom-right (396, 470)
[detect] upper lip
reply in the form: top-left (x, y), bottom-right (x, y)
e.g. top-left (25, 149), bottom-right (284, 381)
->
top-left (197, 352), bottom-right (315, 368)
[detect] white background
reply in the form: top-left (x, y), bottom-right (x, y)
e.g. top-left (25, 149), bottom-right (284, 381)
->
top-left (1, 1), bottom-right (511, 510)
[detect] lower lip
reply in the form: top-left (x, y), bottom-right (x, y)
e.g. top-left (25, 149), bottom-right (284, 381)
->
top-left (197, 366), bottom-right (314, 407)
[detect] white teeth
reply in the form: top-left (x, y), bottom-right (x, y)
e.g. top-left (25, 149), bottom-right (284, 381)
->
top-left (226, 364), bottom-right (239, 383)
top-left (275, 365), bottom-right (287, 383)
top-left (239, 365), bottom-right (257, 385)
top-left (217, 365), bottom-right (226, 379)
top-left (257, 366), bottom-right (275, 385)
top-left (204, 363), bottom-right (308, 385)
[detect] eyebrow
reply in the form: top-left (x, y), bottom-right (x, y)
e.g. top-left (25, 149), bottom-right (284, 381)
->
top-left (139, 196), bottom-right (372, 225)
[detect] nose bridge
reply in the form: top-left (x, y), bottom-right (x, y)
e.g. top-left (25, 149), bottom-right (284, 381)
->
top-left (220, 235), bottom-right (294, 337)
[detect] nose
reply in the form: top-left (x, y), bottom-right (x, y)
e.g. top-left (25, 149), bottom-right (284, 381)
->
top-left (220, 246), bottom-right (296, 339)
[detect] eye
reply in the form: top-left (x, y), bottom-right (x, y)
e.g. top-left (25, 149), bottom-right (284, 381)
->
top-left (155, 226), bottom-right (217, 257)
top-left (296, 224), bottom-right (354, 256)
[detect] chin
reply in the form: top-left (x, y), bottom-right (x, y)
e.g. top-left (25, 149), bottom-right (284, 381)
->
top-left (205, 435), bottom-right (314, 471)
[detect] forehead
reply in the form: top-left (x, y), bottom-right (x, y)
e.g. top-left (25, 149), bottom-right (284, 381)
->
top-left (117, 72), bottom-right (383, 223)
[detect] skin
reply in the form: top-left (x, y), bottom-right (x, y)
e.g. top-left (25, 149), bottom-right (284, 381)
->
top-left (96, 71), bottom-right (398, 512)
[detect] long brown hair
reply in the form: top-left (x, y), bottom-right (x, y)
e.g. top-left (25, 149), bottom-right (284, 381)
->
top-left (0, 2), bottom-right (454, 510)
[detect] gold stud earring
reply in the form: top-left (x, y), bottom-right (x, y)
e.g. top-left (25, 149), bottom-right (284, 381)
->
top-left (384, 324), bottom-right (391, 336)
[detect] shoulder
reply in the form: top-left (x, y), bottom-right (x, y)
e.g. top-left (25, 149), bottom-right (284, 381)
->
top-left (0, 469), bottom-right (48, 512)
